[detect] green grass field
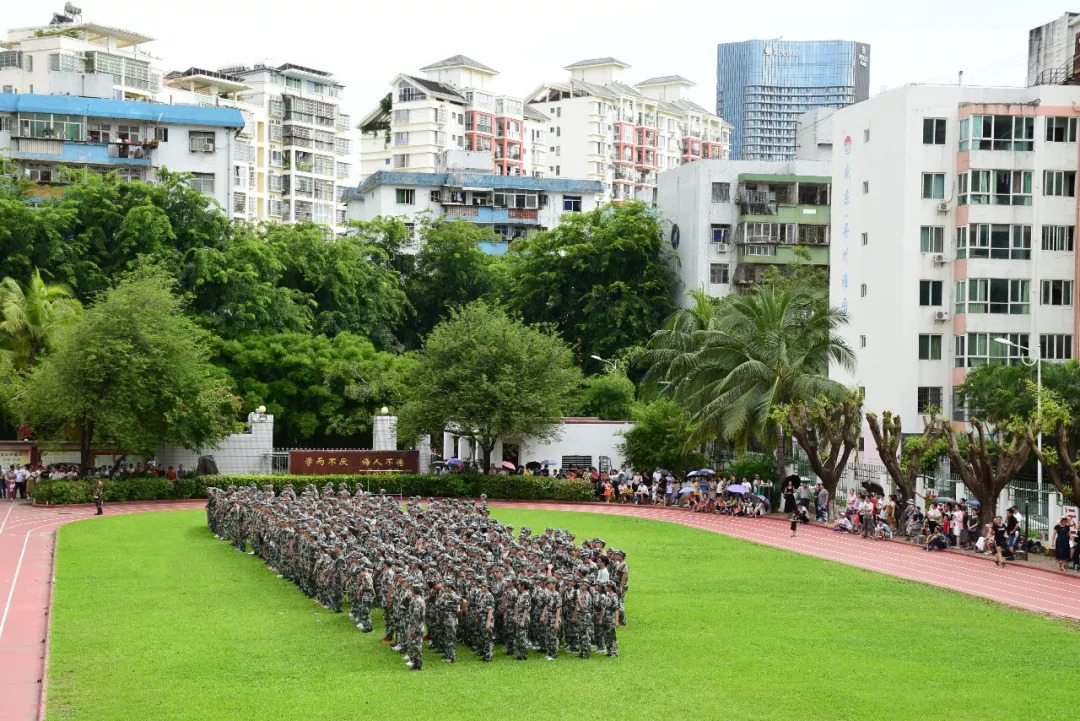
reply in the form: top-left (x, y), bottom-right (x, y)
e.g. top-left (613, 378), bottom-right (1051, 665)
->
top-left (46, 509), bottom-right (1078, 721)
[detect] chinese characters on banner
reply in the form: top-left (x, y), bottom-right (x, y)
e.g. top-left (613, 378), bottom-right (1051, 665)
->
top-left (288, 450), bottom-right (420, 475)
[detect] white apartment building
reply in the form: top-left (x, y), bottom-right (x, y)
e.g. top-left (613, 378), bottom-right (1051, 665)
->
top-left (828, 84), bottom-right (1080, 447)
top-left (657, 158), bottom-right (831, 305)
top-left (0, 92), bottom-right (244, 213)
top-left (0, 10), bottom-right (162, 100)
top-left (358, 55), bottom-right (547, 181)
top-left (344, 156), bottom-right (605, 254)
top-left (1027, 12), bottom-right (1080, 86)
top-left (527, 59), bottom-right (731, 203)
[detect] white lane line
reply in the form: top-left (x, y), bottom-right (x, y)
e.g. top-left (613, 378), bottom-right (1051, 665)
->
top-left (0, 529), bottom-right (32, 642)
top-left (0, 503), bottom-right (13, 535)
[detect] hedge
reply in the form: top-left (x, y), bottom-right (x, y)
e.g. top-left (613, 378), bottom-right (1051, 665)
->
top-left (31, 473), bottom-right (595, 505)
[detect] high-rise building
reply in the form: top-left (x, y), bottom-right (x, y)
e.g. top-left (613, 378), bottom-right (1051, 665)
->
top-left (358, 56), bottom-right (730, 204)
top-left (1027, 12), bottom-right (1080, 86)
top-left (827, 83), bottom-right (1080, 444)
top-left (717, 39), bottom-right (869, 161)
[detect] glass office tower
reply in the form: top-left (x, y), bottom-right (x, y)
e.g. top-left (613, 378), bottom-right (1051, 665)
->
top-left (717, 40), bottom-right (870, 160)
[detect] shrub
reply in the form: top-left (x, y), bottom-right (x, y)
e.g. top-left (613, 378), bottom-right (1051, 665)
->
top-left (31, 473), bottom-right (594, 505)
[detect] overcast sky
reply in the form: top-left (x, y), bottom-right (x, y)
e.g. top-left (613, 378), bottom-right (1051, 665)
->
top-left (7, 0), bottom-right (1073, 118)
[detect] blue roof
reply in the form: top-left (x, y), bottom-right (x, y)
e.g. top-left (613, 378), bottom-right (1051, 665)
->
top-left (346, 171), bottom-right (604, 200)
top-left (0, 93), bottom-right (244, 128)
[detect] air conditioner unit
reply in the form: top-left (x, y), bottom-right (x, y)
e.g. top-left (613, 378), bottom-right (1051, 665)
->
top-left (199, 141), bottom-right (215, 153)
top-left (932, 253), bottom-right (947, 265)
top-left (714, 242), bottom-right (731, 253)
top-left (933, 310), bottom-right (950, 321)
top-left (935, 201), bottom-right (949, 212)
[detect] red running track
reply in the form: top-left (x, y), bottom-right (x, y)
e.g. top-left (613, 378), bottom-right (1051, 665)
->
top-left (0, 498), bottom-right (1077, 721)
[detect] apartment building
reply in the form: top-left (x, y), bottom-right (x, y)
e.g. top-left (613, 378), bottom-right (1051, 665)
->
top-left (358, 55), bottom-right (547, 181)
top-left (827, 83), bottom-right (1080, 444)
top-left (345, 152), bottom-right (604, 254)
top-left (1027, 12), bottom-right (1080, 86)
top-left (657, 158), bottom-right (831, 304)
top-left (0, 92), bottom-right (243, 212)
top-left (0, 9), bottom-right (162, 100)
top-left (527, 59), bottom-right (730, 203)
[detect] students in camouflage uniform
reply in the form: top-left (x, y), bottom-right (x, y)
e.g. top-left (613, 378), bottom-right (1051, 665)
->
top-left (204, 485), bottom-right (631, 669)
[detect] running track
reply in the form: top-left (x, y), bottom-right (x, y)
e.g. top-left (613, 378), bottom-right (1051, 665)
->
top-left (0, 499), bottom-right (1077, 721)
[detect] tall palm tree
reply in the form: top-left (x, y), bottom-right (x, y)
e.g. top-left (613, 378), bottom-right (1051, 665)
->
top-left (0, 269), bottom-right (83, 371)
top-left (643, 284), bottom-right (855, 475)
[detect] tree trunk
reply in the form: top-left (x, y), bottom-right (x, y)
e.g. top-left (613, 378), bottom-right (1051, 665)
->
top-left (110, 454), bottom-right (127, 477)
top-left (774, 422), bottom-right (787, 482)
top-left (481, 444), bottom-right (493, 474)
top-left (79, 420), bottom-right (94, 477)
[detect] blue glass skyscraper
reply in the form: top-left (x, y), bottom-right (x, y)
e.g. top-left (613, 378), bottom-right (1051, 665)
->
top-left (717, 40), bottom-right (870, 160)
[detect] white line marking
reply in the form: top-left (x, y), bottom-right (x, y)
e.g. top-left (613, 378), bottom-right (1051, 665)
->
top-left (0, 503), bottom-right (12, 535)
top-left (0, 529), bottom-right (32, 642)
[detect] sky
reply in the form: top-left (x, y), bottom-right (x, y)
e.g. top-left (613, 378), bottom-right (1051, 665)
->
top-left (6, 0), bottom-right (1075, 120)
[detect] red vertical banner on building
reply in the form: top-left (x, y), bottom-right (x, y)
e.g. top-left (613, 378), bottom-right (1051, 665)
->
top-left (288, 450), bottom-right (420, 475)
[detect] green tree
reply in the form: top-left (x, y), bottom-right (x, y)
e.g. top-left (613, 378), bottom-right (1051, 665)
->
top-left (865, 409), bottom-right (943, 505)
top-left (404, 219), bottom-right (501, 346)
top-left (569, 372), bottom-right (636, 420)
top-left (17, 265), bottom-right (239, 472)
top-left (399, 302), bottom-right (580, 470)
top-left (0, 268), bottom-right (82, 370)
top-left (776, 390), bottom-right (863, 519)
top-left (214, 332), bottom-right (417, 447)
top-left (616, 398), bottom-right (706, 477)
top-left (643, 285), bottom-right (854, 476)
top-left (503, 201), bottom-right (676, 371)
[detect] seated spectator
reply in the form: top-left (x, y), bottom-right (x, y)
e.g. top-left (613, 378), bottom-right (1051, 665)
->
top-left (874, 519), bottom-right (892, 540)
top-left (926, 530), bottom-right (949, 551)
top-left (832, 516), bottom-right (853, 533)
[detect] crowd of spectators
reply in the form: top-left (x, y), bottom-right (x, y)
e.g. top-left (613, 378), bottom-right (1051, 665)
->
top-left (2, 461), bottom-right (189, 500)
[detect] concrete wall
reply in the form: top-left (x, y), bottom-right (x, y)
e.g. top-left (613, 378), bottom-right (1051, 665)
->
top-left (155, 412), bottom-right (274, 474)
top-left (441, 418), bottom-right (634, 471)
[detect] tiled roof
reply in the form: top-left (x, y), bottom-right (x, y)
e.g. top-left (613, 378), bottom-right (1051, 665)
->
top-left (523, 104), bottom-right (549, 121)
top-left (636, 75), bottom-right (695, 87)
top-left (401, 75), bottom-right (467, 101)
top-left (419, 55), bottom-right (498, 74)
top-left (564, 57), bottom-right (630, 69)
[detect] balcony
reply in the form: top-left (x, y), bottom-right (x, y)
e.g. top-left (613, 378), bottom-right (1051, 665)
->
top-left (739, 202), bottom-right (831, 225)
top-left (441, 205), bottom-right (539, 224)
top-left (12, 138), bottom-right (153, 166)
top-left (737, 243), bottom-right (830, 266)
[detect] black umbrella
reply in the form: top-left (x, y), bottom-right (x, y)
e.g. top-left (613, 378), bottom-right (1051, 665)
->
top-left (861, 481), bottom-right (885, 495)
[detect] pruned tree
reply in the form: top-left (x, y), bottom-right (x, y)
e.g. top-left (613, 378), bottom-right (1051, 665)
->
top-left (866, 410), bottom-right (941, 506)
top-left (1024, 383), bottom-right (1080, 505)
top-left (939, 415), bottom-right (1035, 525)
top-left (776, 389), bottom-right (862, 520)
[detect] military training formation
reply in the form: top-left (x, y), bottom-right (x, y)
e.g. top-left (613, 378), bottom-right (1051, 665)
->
top-left (205, 484), bottom-right (629, 670)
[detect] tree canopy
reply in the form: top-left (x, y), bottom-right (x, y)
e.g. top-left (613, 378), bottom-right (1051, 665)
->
top-left (399, 302), bottom-right (580, 469)
top-left (616, 398), bottom-right (706, 477)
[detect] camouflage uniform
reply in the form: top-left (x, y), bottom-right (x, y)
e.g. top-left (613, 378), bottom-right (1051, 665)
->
top-left (502, 583), bottom-right (519, 655)
top-left (513, 582), bottom-right (531, 660)
top-left (476, 584), bottom-right (495, 662)
top-left (600, 582), bottom-right (619, 657)
top-left (405, 589), bottom-right (425, 670)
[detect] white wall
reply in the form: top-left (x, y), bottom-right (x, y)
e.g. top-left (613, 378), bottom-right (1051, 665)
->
top-left (155, 413), bottom-right (274, 475)
top-left (154, 124), bottom-right (236, 212)
top-left (518, 420), bottom-right (633, 471)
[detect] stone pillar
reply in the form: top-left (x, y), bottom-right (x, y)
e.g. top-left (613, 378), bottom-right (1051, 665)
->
top-left (373, 413), bottom-right (397, 451)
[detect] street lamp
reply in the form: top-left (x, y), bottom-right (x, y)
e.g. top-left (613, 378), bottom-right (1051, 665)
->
top-left (590, 354), bottom-right (617, 372)
top-left (993, 337), bottom-right (1042, 501)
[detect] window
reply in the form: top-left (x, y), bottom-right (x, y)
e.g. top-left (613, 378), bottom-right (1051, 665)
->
top-left (863, 128), bottom-right (870, 142)
top-left (49, 53), bottom-right (78, 73)
top-left (711, 182), bottom-right (730, 203)
top-left (397, 84), bottom-right (425, 103)
top-left (1041, 279), bottom-right (1073, 306)
top-left (392, 154), bottom-right (409, 169)
top-left (87, 122), bottom-right (110, 143)
top-left (395, 188), bottom-right (415, 205)
top-left (917, 387), bottom-right (942, 414)
top-left (743, 244), bottom-right (778, 257)
top-left (1043, 170), bottom-right (1076, 197)
top-left (1041, 225), bottom-right (1074, 251)
top-left (922, 118), bottom-right (946, 144)
top-left (1045, 117), bottom-right (1077, 143)
top-left (188, 172), bottom-right (214, 194)
top-left (956, 278), bottom-right (1030, 314)
top-left (960, 115), bottom-right (1034, 151)
top-left (957, 224), bottom-right (1031, 259)
top-left (860, 283), bottom-right (867, 297)
top-left (709, 263), bottom-right (729, 284)
top-left (919, 280), bottom-right (942, 306)
top-left (1041, 334), bottom-right (1073, 361)
top-left (710, 224), bottom-right (730, 243)
top-left (955, 333), bottom-right (1030, 367)
top-left (429, 190), bottom-right (441, 203)
top-left (862, 181), bottom-right (869, 194)
top-left (189, 130), bottom-right (215, 152)
top-left (859, 335), bottom-right (867, 348)
top-left (861, 232), bottom-right (868, 246)
top-left (286, 77), bottom-right (301, 89)
top-left (563, 195), bottom-right (582, 212)
top-left (154, 127), bottom-right (168, 142)
top-left (394, 132), bottom-right (408, 146)
top-left (958, 169), bottom-right (1032, 206)
top-left (116, 124), bottom-right (140, 143)
top-left (920, 226), bottom-right (944, 253)
top-left (918, 334), bottom-right (942, 360)
top-left (922, 173), bottom-right (945, 199)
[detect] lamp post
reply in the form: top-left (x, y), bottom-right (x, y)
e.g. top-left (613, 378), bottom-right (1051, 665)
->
top-left (590, 354), bottom-right (617, 372)
top-left (993, 337), bottom-right (1042, 505)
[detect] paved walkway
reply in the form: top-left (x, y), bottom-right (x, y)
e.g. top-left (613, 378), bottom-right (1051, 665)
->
top-left (1, 498), bottom-right (1077, 721)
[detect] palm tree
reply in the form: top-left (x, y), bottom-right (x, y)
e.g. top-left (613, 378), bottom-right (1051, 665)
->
top-left (643, 284), bottom-right (854, 475)
top-left (0, 269), bottom-right (83, 371)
